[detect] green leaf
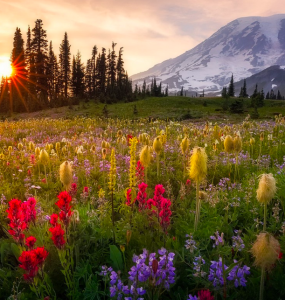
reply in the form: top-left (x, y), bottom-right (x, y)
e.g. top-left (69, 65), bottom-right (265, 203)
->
top-left (109, 245), bottom-right (123, 271)
top-left (10, 243), bottom-right (20, 259)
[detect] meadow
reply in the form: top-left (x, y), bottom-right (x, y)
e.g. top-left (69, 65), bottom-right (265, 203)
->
top-left (0, 103), bottom-right (285, 300)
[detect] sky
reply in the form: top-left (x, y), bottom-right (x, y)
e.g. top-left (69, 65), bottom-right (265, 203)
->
top-left (0, 0), bottom-right (284, 78)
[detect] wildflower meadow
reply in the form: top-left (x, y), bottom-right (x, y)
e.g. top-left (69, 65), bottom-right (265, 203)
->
top-left (0, 115), bottom-right (285, 300)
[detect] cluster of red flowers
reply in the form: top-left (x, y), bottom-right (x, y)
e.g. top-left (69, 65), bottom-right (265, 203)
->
top-left (7, 198), bottom-right (48, 282)
top-left (7, 198), bottom-right (37, 244)
top-left (125, 183), bottom-right (172, 232)
top-left (49, 191), bottom-right (73, 249)
top-left (70, 183), bottom-right (77, 197)
top-left (19, 246), bottom-right (48, 282)
top-left (136, 182), bottom-right (148, 211)
top-left (135, 161), bottom-right (145, 184)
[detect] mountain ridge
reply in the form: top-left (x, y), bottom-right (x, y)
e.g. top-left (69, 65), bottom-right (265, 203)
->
top-left (131, 14), bottom-right (285, 95)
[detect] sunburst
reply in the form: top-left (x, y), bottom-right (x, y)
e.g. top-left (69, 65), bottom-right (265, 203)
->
top-left (0, 58), bottom-right (13, 78)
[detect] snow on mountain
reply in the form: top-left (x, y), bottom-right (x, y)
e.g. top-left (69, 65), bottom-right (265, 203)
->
top-left (131, 14), bottom-right (285, 95)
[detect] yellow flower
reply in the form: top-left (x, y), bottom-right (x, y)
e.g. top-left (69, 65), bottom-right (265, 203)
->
top-left (180, 137), bottom-right (190, 155)
top-left (108, 148), bottom-right (117, 192)
top-left (140, 145), bottom-right (151, 168)
top-left (39, 149), bottom-right (49, 165)
top-left (59, 161), bottom-right (73, 191)
top-left (224, 135), bottom-right (234, 153)
top-left (189, 147), bottom-right (207, 183)
top-left (153, 136), bottom-right (163, 155)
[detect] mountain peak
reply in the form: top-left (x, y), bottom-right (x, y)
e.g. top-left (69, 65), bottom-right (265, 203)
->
top-left (131, 14), bottom-right (285, 95)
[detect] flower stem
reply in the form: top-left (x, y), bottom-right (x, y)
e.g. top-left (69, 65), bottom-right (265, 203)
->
top-left (263, 203), bottom-right (267, 231)
top-left (194, 180), bottom-right (200, 232)
top-left (260, 266), bottom-right (265, 300)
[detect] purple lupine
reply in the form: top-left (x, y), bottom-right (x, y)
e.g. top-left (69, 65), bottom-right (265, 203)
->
top-left (208, 257), bottom-right (228, 287)
top-left (193, 256), bottom-right (206, 278)
top-left (210, 231), bottom-right (224, 248)
top-left (227, 260), bottom-right (250, 288)
top-left (185, 234), bottom-right (197, 253)
top-left (232, 230), bottom-right (245, 252)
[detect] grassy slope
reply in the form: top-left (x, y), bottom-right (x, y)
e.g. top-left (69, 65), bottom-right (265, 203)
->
top-left (6, 96), bottom-right (285, 121)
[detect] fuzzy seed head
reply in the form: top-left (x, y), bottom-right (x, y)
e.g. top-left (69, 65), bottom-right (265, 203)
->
top-left (39, 149), bottom-right (49, 165)
top-left (233, 135), bottom-right (242, 153)
top-left (153, 137), bottom-right (163, 154)
top-left (60, 161), bottom-right (73, 191)
top-left (224, 135), bottom-right (234, 153)
top-left (250, 138), bottom-right (255, 145)
top-left (180, 137), bottom-right (190, 155)
top-left (29, 141), bottom-right (35, 151)
top-left (140, 145), bottom-right (152, 167)
top-left (199, 191), bottom-right (208, 200)
top-left (18, 143), bottom-right (23, 151)
top-left (55, 142), bottom-right (60, 152)
top-left (251, 232), bottom-right (280, 271)
top-left (102, 148), bottom-right (107, 159)
top-left (189, 147), bottom-right (207, 182)
top-left (256, 173), bottom-right (276, 205)
top-left (35, 147), bottom-right (40, 156)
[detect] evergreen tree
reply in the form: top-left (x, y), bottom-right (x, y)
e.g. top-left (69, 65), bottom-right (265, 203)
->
top-left (116, 47), bottom-right (125, 100)
top-left (31, 19), bottom-right (49, 107)
top-left (180, 86), bottom-right (184, 96)
top-left (222, 87), bottom-right (228, 98)
top-left (71, 51), bottom-right (85, 100)
top-left (11, 27), bottom-right (28, 112)
top-left (142, 80), bottom-right (146, 98)
top-left (227, 74), bottom-right (235, 97)
top-left (46, 41), bottom-right (59, 107)
top-left (85, 59), bottom-right (92, 99)
top-left (270, 89), bottom-right (276, 99)
top-left (266, 91), bottom-right (270, 99)
top-left (91, 46), bottom-right (97, 98)
top-left (243, 79), bottom-right (248, 97)
top-left (59, 32), bottom-right (71, 100)
top-left (98, 48), bottom-right (106, 98)
top-left (277, 90), bottom-right (282, 100)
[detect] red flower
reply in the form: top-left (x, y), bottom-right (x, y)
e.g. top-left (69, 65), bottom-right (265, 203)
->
top-left (136, 182), bottom-right (148, 211)
top-left (50, 213), bottom-right (58, 227)
top-left (30, 154), bottom-right (36, 165)
top-left (56, 191), bottom-right (72, 213)
top-left (126, 188), bottom-right (132, 206)
top-left (59, 210), bottom-right (73, 226)
top-left (22, 197), bottom-right (37, 224)
top-left (19, 250), bottom-right (38, 281)
top-left (127, 134), bottom-right (133, 146)
top-left (153, 184), bottom-right (165, 210)
top-left (42, 178), bottom-right (46, 183)
top-left (33, 247), bottom-right (48, 266)
top-left (19, 247), bottom-right (48, 281)
top-left (49, 224), bottom-right (66, 249)
top-left (83, 186), bottom-right (89, 195)
top-left (197, 289), bottom-right (214, 300)
top-left (70, 183), bottom-right (77, 197)
top-left (27, 169), bottom-right (32, 176)
top-left (135, 161), bottom-right (145, 184)
top-left (26, 236), bottom-right (36, 249)
top-left (147, 199), bottom-right (157, 210)
top-left (7, 199), bottom-right (27, 244)
top-left (186, 179), bottom-right (191, 186)
top-left (279, 252), bottom-right (283, 259)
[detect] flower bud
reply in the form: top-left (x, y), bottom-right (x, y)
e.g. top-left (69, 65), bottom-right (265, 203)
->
top-left (59, 161), bottom-right (73, 191)
top-left (189, 147), bottom-right (207, 183)
top-left (256, 173), bottom-right (276, 205)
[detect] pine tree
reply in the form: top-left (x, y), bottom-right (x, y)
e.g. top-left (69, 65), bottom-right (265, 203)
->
top-left (180, 86), bottom-right (184, 96)
top-left (59, 32), bottom-right (71, 100)
top-left (71, 51), bottom-right (85, 100)
top-left (243, 79), bottom-right (248, 97)
top-left (116, 47), bottom-right (125, 100)
top-left (85, 59), bottom-right (92, 99)
top-left (228, 74), bottom-right (235, 97)
top-left (47, 41), bottom-right (59, 107)
top-left (142, 80), bottom-right (146, 98)
top-left (31, 19), bottom-right (49, 107)
top-left (222, 87), bottom-right (228, 98)
top-left (98, 48), bottom-right (106, 98)
top-left (277, 90), bottom-right (282, 100)
top-left (165, 85), bottom-right (168, 97)
top-left (11, 27), bottom-right (28, 112)
top-left (91, 46), bottom-right (97, 98)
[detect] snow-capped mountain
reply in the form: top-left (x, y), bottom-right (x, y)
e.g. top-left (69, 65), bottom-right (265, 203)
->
top-left (131, 14), bottom-right (285, 95)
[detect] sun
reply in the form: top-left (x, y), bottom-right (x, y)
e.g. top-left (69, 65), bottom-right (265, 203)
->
top-left (0, 58), bottom-right (13, 78)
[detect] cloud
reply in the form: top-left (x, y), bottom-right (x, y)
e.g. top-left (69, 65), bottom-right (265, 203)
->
top-left (0, 0), bottom-right (285, 75)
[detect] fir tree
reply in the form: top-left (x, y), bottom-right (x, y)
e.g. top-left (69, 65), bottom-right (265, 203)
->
top-left (31, 19), bottom-right (49, 107)
top-left (59, 32), bottom-right (71, 100)
top-left (227, 74), bottom-right (235, 97)
top-left (71, 51), bottom-right (85, 99)
top-left (11, 27), bottom-right (28, 112)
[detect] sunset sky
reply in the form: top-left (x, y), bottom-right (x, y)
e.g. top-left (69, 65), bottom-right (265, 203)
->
top-left (0, 0), bottom-right (285, 78)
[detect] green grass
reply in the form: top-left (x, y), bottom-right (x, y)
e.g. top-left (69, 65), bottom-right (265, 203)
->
top-left (5, 96), bottom-right (285, 121)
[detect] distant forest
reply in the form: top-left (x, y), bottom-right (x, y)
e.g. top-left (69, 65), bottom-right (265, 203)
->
top-left (0, 19), bottom-right (166, 114)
